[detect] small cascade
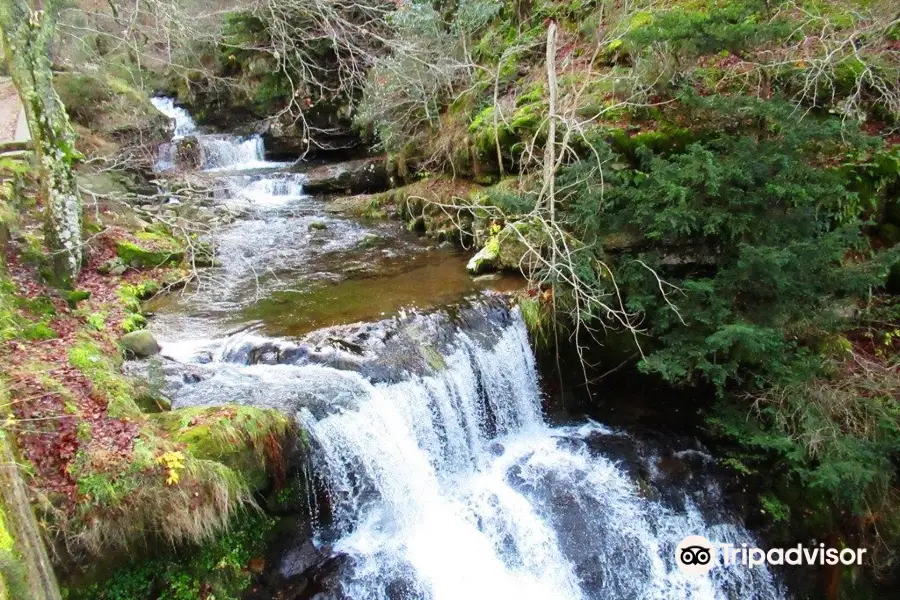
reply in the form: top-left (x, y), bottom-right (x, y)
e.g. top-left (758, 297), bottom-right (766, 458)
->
top-left (150, 97), bottom-right (197, 138)
top-left (198, 134), bottom-right (267, 171)
top-left (151, 96), bottom-right (288, 172)
top-left (218, 172), bottom-right (307, 207)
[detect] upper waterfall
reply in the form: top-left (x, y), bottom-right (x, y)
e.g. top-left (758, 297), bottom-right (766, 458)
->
top-left (150, 96), bottom-right (197, 138)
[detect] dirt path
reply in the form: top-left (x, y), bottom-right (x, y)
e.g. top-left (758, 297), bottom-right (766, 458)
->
top-left (0, 77), bottom-right (24, 143)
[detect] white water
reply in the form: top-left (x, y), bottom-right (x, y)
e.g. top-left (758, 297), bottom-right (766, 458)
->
top-left (151, 96), bottom-right (290, 171)
top-left (295, 311), bottom-right (785, 600)
top-left (150, 97), bottom-right (197, 138)
top-left (145, 100), bottom-right (787, 599)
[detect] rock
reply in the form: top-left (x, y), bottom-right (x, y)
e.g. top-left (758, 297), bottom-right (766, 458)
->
top-left (61, 289), bottom-right (91, 307)
top-left (109, 264), bottom-right (128, 276)
top-left (357, 233), bottom-right (382, 250)
top-left (473, 273), bottom-right (502, 282)
top-left (122, 330), bottom-right (161, 358)
top-left (300, 156), bottom-right (389, 195)
top-left (467, 221), bottom-right (543, 274)
top-left (98, 257), bottom-right (125, 274)
top-left (173, 135), bottom-right (203, 170)
top-left (466, 238), bottom-right (500, 274)
top-left (308, 221), bottom-right (328, 231)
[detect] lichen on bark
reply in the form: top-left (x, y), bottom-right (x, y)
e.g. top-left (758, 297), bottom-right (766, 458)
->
top-left (0, 0), bottom-right (82, 287)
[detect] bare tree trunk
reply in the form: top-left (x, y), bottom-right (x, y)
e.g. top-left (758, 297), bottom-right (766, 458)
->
top-left (540, 21), bottom-right (558, 222)
top-left (0, 0), bottom-right (82, 287)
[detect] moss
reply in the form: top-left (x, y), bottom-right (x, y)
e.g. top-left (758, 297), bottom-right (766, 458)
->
top-left (0, 274), bottom-right (57, 342)
top-left (152, 406), bottom-right (293, 492)
top-left (116, 233), bottom-right (184, 269)
top-left (67, 337), bottom-right (142, 419)
top-left (117, 280), bottom-right (160, 333)
top-left (0, 508), bottom-right (30, 600)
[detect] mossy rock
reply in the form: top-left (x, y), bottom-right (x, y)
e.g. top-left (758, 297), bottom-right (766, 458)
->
top-left (121, 330), bottom-right (161, 358)
top-left (152, 406), bottom-right (294, 491)
top-left (116, 232), bottom-right (184, 269)
top-left (466, 236), bottom-right (500, 274)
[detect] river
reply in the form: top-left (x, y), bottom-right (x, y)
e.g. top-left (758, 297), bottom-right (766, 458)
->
top-left (141, 98), bottom-right (787, 600)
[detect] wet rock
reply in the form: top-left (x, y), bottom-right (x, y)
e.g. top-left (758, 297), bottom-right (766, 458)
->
top-left (173, 135), bottom-right (203, 170)
top-left (300, 156), bottom-right (389, 195)
top-left (356, 233), bottom-right (382, 250)
top-left (121, 330), bottom-right (161, 358)
top-left (308, 221), bottom-right (328, 231)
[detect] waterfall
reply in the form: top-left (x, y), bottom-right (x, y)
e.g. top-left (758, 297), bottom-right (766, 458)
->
top-left (151, 97), bottom-right (288, 171)
top-left (150, 97), bottom-right (197, 138)
top-left (218, 172), bottom-right (307, 207)
top-left (291, 310), bottom-right (784, 600)
top-left (141, 98), bottom-right (787, 600)
top-left (149, 306), bottom-right (785, 600)
top-left (199, 134), bottom-right (267, 171)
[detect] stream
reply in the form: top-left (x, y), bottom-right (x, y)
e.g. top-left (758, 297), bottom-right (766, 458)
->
top-left (141, 99), bottom-right (787, 600)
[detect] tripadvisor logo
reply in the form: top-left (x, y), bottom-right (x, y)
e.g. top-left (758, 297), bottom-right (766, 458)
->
top-left (675, 535), bottom-right (867, 574)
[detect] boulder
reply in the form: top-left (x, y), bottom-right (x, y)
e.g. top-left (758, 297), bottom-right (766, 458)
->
top-left (173, 136), bottom-right (203, 170)
top-left (467, 221), bottom-right (543, 274)
top-left (300, 156), bottom-right (389, 195)
top-left (121, 330), bottom-right (161, 358)
top-left (466, 237), bottom-right (500, 274)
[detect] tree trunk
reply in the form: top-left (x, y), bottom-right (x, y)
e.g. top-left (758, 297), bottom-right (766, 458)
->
top-left (0, 0), bottom-right (82, 287)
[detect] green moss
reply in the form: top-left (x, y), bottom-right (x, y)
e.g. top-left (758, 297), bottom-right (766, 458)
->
top-left (152, 406), bottom-right (293, 491)
top-left (0, 506), bottom-right (29, 600)
top-left (116, 234), bottom-right (184, 269)
top-left (67, 338), bottom-right (141, 419)
top-left (0, 274), bottom-right (57, 342)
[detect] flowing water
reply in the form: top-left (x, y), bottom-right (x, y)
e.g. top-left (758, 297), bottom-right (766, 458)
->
top-left (144, 100), bottom-right (787, 600)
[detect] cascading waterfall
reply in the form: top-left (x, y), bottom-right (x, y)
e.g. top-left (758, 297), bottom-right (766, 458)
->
top-left (199, 134), bottom-right (267, 171)
top-left (292, 310), bottom-right (785, 600)
top-left (151, 96), bottom-right (287, 171)
top-left (150, 96), bottom-right (197, 138)
top-left (143, 99), bottom-right (787, 600)
top-left (152, 306), bottom-right (785, 600)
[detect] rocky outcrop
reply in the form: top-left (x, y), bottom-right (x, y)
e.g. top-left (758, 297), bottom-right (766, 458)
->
top-left (115, 232), bottom-right (184, 269)
top-left (299, 156), bottom-right (389, 195)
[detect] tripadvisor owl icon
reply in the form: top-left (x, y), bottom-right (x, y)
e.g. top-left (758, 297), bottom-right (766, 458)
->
top-left (675, 535), bottom-right (716, 575)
